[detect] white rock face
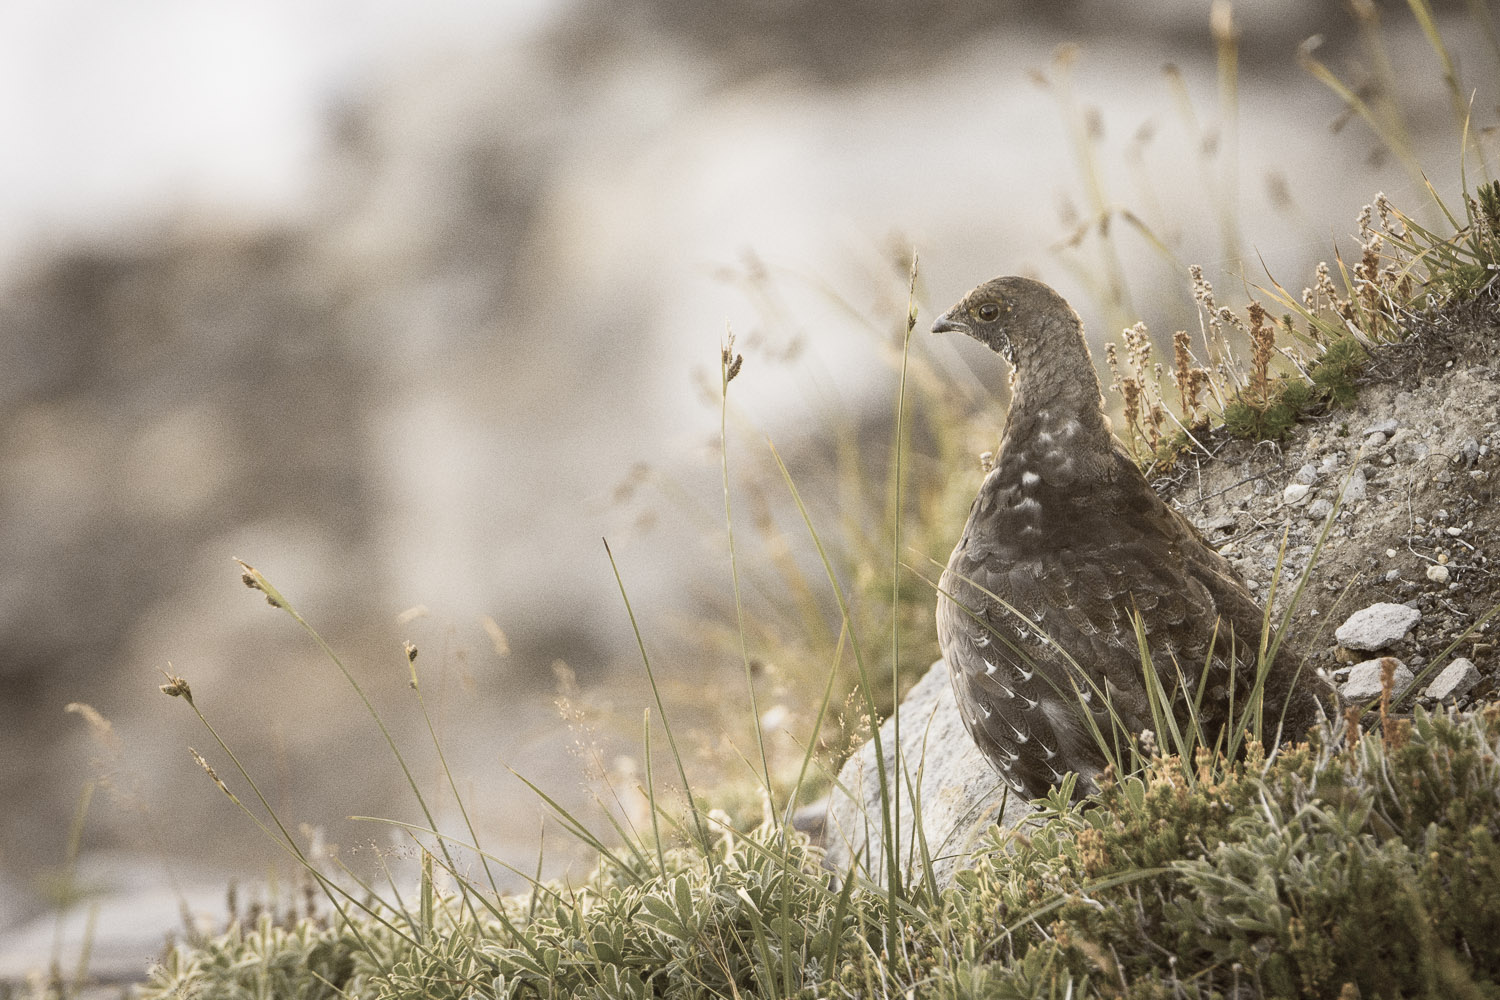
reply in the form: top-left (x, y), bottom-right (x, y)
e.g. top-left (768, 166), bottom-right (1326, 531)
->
top-left (1425, 658), bottom-right (1481, 702)
top-left (1335, 602), bottom-right (1421, 651)
top-left (823, 659), bottom-right (1035, 889)
top-left (1341, 657), bottom-right (1416, 700)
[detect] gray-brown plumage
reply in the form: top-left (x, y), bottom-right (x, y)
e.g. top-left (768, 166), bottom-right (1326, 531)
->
top-left (933, 276), bottom-right (1330, 800)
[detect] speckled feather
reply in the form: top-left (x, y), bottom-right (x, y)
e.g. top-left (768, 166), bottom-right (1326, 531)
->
top-left (933, 276), bottom-right (1330, 800)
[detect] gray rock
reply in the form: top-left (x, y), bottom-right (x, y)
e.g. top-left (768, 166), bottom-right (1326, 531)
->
top-left (824, 659), bottom-right (1034, 888)
top-left (1335, 602), bottom-right (1421, 650)
top-left (1341, 657), bottom-right (1416, 700)
top-left (1306, 498), bottom-right (1334, 522)
top-left (1282, 483), bottom-right (1311, 505)
top-left (1364, 431), bottom-right (1387, 449)
top-left (1425, 658), bottom-right (1481, 702)
top-left (1199, 513), bottom-right (1236, 534)
top-left (1295, 462), bottom-right (1321, 484)
top-left (1460, 437), bottom-right (1481, 466)
top-left (1341, 468), bottom-right (1368, 503)
top-left (1398, 439), bottom-right (1431, 463)
top-left (1366, 418), bottom-right (1398, 436)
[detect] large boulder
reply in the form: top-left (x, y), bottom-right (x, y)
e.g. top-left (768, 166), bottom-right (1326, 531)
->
top-left (823, 659), bottom-right (1035, 889)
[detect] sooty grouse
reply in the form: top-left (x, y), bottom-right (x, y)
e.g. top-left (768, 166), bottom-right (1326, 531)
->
top-left (932, 275), bottom-right (1331, 800)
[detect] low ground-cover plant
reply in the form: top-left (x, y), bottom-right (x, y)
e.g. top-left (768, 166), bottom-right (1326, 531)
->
top-left (133, 702), bottom-right (1500, 999)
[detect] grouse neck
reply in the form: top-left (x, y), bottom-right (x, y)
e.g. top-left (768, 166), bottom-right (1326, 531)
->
top-left (1000, 314), bottom-right (1110, 453)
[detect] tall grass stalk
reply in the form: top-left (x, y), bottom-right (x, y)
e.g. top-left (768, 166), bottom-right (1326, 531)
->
top-left (404, 644), bottom-right (504, 909)
top-left (602, 540), bottom-right (712, 855)
top-left (1404, 0), bottom-right (1490, 176)
top-left (158, 666), bottom-right (408, 955)
top-left (767, 439), bottom-right (904, 936)
top-left (717, 333), bottom-right (773, 807)
top-left (230, 564), bottom-right (540, 952)
top-left (1045, 45), bottom-right (1137, 334)
top-left (233, 564), bottom-right (488, 929)
top-left (1211, 0), bottom-right (1245, 265)
top-left (1297, 38), bottom-right (1423, 188)
top-left (47, 781), bottom-right (97, 997)
top-left (886, 253), bottom-right (919, 896)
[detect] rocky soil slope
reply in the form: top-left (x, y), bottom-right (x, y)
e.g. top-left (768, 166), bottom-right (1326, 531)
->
top-left (1158, 286), bottom-right (1500, 701)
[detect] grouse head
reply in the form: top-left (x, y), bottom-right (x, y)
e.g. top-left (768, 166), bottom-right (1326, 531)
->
top-left (929, 275), bottom-right (1082, 370)
top-left (931, 275), bottom-right (1112, 483)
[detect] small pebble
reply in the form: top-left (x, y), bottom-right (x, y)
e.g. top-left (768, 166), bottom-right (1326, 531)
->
top-left (1342, 468), bottom-right (1368, 503)
top-left (1447, 526), bottom-right (1463, 536)
top-left (1427, 564), bottom-right (1450, 584)
top-left (1295, 463), bottom-right (1320, 484)
top-left (1364, 432), bottom-right (1387, 449)
top-left (1307, 498), bottom-right (1334, 521)
top-left (1399, 440), bottom-right (1431, 462)
top-left (1366, 418), bottom-right (1398, 436)
top-left (1384, 569), bottom-right (1400, 582)
top-left (1385, 548), bottom-right (1398, 558)
top-left (1283, 483), bottom-right (1311, 505)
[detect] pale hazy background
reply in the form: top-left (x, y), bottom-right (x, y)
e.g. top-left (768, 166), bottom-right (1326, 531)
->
top-left (2, 0), bottom-right (1495, 981)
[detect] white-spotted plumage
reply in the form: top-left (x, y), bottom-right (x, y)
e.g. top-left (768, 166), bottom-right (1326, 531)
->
top-left (932, 275), bottom-right (1334, 800)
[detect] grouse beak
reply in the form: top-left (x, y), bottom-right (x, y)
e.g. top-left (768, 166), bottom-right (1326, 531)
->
top-left (931, 309), bottom-right (968, 336)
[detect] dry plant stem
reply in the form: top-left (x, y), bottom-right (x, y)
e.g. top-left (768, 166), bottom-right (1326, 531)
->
top-left (602, 540), bottom-right (712, 856)
top-left (888, 252), bottom-right (919, 889)
top-left (162, 670), bottom-right (407, 955)
top-left (234, 561), bottom-right (496, 940)
top-left (718, 331), bottom-right (773, 807)
top-left (644, 709), bottom-right (666, 877)
top-left (507, 767), bottom-right (643, 880)
top-left (1243, 301), bottom-right (1265, 402)
top-left (781, 622), bottom-right (849, 833)
top-left (405, 652), bottom-right (504, 907)
top-left (767, 439), bottom-right (903, 941)
top-left (1406, 0), bottom-right (1493, 176)
top-left (347, 815), bottom-right (566, 908)
top-left (1297, 36), bottom-right (1423, 188)
top-left (1050, 44), bottom-right (1136, 331)
top-left (48, 780), bottom-right (95, 990)
top-left (1379, 657), bottom-right (1396, 738)
top-left (1211, 0), bottom-right (1245, 264)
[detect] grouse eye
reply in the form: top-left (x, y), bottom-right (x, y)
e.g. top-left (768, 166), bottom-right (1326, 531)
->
top-left (976, 302), bottom-right (1001, 322)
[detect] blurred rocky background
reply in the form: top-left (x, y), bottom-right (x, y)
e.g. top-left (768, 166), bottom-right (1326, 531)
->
top-left (2, 0), bottom-right (1497, 984)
